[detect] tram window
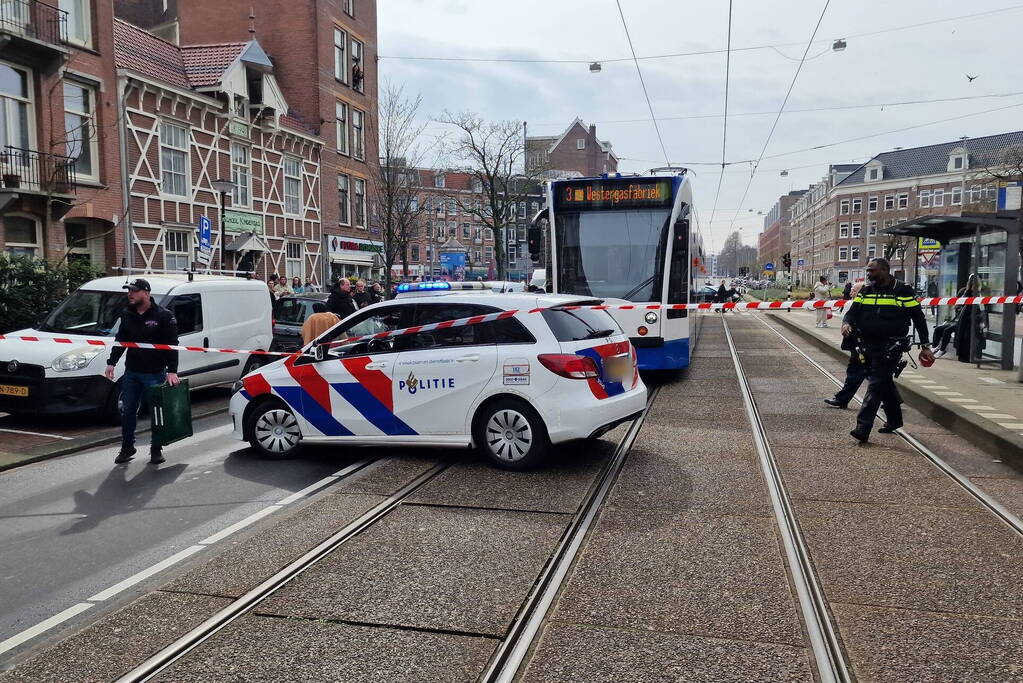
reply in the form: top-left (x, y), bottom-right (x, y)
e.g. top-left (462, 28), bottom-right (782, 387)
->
top-left (667, 216), bottom-right (689, 319)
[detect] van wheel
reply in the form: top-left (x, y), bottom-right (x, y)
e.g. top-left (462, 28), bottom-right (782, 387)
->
top-left (242, 356), bottom-right (265, 376)
top-left (100, 382), bottom-right (121, 424)
top-left (247, 401), bottom-right (302, 458)
top-left (473, 399), bottom-right (549, 471)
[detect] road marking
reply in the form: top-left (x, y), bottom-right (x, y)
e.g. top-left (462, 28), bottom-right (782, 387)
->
top-left (0, 427), bottom-right (74, 440)
top-left (947, 398), bottom-right (979, 403)
top-left (0, 603), bottom-right (94, 655)
top-left (997, 423), bottom-right (1023, 429)
top-left (979, 377), bottom-right (1005, 385)
top-left (933, 391), bottom-right (963, 396)
top-left (978, 413), bottom-right (1018, 420)
top-left (966, 405), bottom-right (998, 411)
top-left (199, 506), bottom-right (282, 545)
top-left (927, 385), bottom-right (950, 390)
top-left (88, 546), bottom-right (205, 602)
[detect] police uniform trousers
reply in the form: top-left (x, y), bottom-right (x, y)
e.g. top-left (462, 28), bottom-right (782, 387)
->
top-left (855, 345), bottom-right (903, 434)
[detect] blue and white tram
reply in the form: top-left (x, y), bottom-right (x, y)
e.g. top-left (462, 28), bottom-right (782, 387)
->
top-left (529, 171), bottom-right (704, 371)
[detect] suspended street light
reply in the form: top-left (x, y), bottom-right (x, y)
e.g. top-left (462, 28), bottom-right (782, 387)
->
top-left (832, 38), bottom-right (847, 51)
top-left (589, 62), bottom-right (602, 73)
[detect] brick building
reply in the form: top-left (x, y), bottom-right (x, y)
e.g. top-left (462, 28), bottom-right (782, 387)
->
top-left (120, 0), bottom-right (379, 282)
top-left (0, 0), bottom-right (125, 272)
top-left (758, 190), bottom-right (805, 276)
top-left (526, 118), bottom-right (617, 177)
top-left (789, 164), bottom-right (859, 286)
top-left (113, 19), bottom-right (323, 281)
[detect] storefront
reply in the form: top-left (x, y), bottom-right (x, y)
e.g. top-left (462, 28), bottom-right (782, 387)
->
top-left (327, 235), bottom-right (383, 281)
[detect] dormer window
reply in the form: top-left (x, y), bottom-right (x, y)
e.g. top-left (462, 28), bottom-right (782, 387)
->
top-left (948, 147), bottom-right (968, 172)
top-left (865, 162), bottom-right (883, 182)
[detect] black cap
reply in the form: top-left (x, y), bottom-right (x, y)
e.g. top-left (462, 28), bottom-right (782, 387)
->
top-left (123, 278), bottom-right (151, 292)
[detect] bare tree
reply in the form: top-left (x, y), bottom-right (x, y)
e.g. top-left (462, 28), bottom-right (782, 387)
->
top-left (438, 111), bottom-right (545, 280)
top-left (370, 84), bottom-right (434, 290)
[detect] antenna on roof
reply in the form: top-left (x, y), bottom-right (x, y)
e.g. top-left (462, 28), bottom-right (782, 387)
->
top-left (248, 6), bottom-right (256, 38)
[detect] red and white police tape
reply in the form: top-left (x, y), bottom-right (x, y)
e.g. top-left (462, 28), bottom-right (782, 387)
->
top-left (2, 295), bottom-right (1021, 358)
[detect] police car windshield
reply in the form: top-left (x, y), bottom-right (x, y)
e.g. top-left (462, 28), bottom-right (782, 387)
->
top-left (38, 290), bottom-right (124, 335)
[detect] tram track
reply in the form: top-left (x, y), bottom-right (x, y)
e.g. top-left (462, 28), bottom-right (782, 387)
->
top-left (721, 317), bottom-right (853, 683)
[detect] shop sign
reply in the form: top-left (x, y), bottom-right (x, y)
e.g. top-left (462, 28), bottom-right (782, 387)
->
top-left (328, 235), bottom-right (383, 256)
top-left (224, 210), bottom-right (264, 234)
top-left (229, 119), bottom-right (249, 138)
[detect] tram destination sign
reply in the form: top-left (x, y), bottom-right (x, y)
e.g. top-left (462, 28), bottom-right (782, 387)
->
top-left (554, 178), bottom-right (673, 211)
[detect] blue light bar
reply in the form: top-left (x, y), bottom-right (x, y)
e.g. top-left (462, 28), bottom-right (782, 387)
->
top-left (397, 281), bottom-right (452, 293)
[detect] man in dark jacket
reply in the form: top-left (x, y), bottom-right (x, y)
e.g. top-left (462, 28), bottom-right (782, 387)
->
top-left (327, 279), bottom-right (357, 318)
top-left (103, 279), bottom-right (179, 464)
top-left (842, 258), bottom-right (933, 442)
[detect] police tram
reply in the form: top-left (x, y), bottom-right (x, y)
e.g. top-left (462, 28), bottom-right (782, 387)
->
top-left (528, 170), bottom-right (704, 370)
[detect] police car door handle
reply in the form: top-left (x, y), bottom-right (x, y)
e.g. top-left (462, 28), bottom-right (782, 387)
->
top-left (456, 353), bottom-right (480, 363)
top-left (364, 361), bottom-right (388, 370)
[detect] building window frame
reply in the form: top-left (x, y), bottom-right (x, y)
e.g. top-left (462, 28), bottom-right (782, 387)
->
top-left (285, 241), bottom-right (304, 280)
top-left (883, 194), bottom-right (895, 210)
top-left (333, 27), bottom-right (348, 84)
top-left (60, 0), bottom-right (92, 47)
top-left (951, 186), bottom-right (962, 205)
top-left (839, 222), bottom-right (849, 238)
top-left (284, 155), bottom-right (302, 216)
top-left (343, 0), bottom-right (355, 17)
top-left (353, 177), bottom-right (366, 229)
top-left (338, 173), bottom-right (350, 225)
top-left (230, 142), bottom-right (250, 207)
top-left (351, 38), bottom-right (364, 93)
top-left (351, 108), bottom-right (365, 160)
top-left (867, 195), bottom-right (877, 212)
top-left (335, 100), bottom-right (348, 155)
top-left (851, 246), bottom-right (860, 261)
top-left (851, 197), bottom-right (862, 214)
top-left (897, 192), bottom-right (909, 209)
top-left (2, 214), bottom-right (41, 258)
top-left (411, 244), bottom-right (419, 261)
top-left (838, 246), bottom-right (848, 261)
top-left (63, 80), bottom-right (98, 182)
top-left (164, 229), bottom-right (191, 271)
top-left (868, 220), bottom-right (877, 236)
top-left (851, 221), bottom-right (861, 238)
top-left (159, 120), bottom-right (189, 198)
top-left (932, 188), bottom-right (944, 207)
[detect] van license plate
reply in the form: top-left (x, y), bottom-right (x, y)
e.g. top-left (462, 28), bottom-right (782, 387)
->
top-left (0, 384), bottom-right (29, 397)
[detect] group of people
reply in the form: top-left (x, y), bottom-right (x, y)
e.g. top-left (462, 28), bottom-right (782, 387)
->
top-left (266, 274), bottom-right (318, 299)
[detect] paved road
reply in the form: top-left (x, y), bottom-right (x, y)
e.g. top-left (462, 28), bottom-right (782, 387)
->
top-left (0, 411), bottom-right (349, 665)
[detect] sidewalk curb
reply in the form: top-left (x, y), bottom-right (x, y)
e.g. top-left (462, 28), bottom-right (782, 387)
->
top-left (0, 405), bottom-right (229, 473)
top-left (771, 313), bottom-right (1023, 471)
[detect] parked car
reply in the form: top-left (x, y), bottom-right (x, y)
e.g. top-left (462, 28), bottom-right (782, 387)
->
top-left (0, 275), bottom-right (273, 421)
top-left (271, 292), bottom-right (331, 353)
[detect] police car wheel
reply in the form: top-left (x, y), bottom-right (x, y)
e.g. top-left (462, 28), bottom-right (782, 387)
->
top-left (248, 403), bottom-right (302, 458)
top-left (474, 399), bottom-right (549, 470)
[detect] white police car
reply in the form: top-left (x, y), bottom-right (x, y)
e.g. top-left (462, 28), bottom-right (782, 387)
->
top-left (229, 282), bottom-right (646, 469)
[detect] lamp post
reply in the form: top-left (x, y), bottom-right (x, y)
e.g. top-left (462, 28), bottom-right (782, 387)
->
top-left (212, 178), bottom-right (234, 272)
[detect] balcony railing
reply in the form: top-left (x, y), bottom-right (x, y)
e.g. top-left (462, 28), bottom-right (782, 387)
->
top-left (0, 0), bottom-right (68, 47)
top-left (0, 146), bottom-right (77, 194)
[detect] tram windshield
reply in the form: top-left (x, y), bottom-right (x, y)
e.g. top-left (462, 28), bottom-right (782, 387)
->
top-left (555, 208), bottom-right (671, 301)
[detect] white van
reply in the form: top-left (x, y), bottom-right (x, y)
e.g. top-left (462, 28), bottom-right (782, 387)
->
top-left (0, 275), bottom-right (272, 421)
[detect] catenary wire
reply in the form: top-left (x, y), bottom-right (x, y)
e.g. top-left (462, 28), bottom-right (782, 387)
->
top-left (615, 0), bottom-right (670, 167)
top-left (727, 0), bottom-right (831, 235)
top-left (707, 0), bottom-right (734, 250)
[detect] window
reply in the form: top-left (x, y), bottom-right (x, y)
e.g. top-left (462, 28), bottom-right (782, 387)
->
top-left (354, 177), bottom-right (366, 228)
top-left (576, 138), bottom-right (585, 150)
top-left (64, 81), bottom-right (97, 180)
top-left (851, 222), bottom-right (861, 237)
top-left (435, 173), bottom-right (445, 188)
top-left (952, 155), bottom-right (964, 170)
top-left (869, 220), bottom-right (877, 235)
top-left (839, 199), bottom-right (849, 215)
top-left (344, 0), bottom-right (354, 16)
top-left (868, 195), bottom-right (877, 212)
top-left (839, 222), bottom-right (849, 238)
top-left (932, 189), bottom-right (944, 207)
top-left (884, 194), bottom-right (895, 210)
top-left (897, 192), bottom-right (908, 209)
top-left (851, 198), bottom-right (862, 214)
top-left (838, 246), bottom-right (848, 261)
top-left (282, 156), bottom-right (302, 215)
top-left (335, 101), bottom-right (348, 154)
top-left (351, 39), bottom-right (364, 92)
top-left (411, 244), bottom-right (420, 261)
top-left (851, 246), bottom-right (860, 261)
top-left (60, 0), bottom-right (91, 45)
top-left (542, 308), bottom-right (621, 342)
top-left (164, 230), bottom-right (190, 270)
top-left (462, 223), bottom-right (470, 239)
top-left (351, 108), bottom-right (365, 160)
top-left (333, 28), bottom-right (347, 83)
top-left (447, 198), bottom-right (458, 214)
top-left (918, 190), bottom-right (931, 208)
top-left (330, 175), bottom-right (348, 228)
top-left (951, 186), bottom-right (962, 205)
top-left (867, 166), bottom-right (881, 181)
top-left (231, 143), bottom-right (250, 207)
top-left (159, 121), bottom-right (188, 197)
top-left (407, 304), bottom-right (534, 349)
top-left (517, 202), bottom-right (526, 218)
top-left (868, 245), bottom-right (876, 258)
top-left (286, 242), bottom-right (304, 280)
top-left (2, 215), bottom-right (39, 257)
top-left (471, 178), bottom-right (482, 193)
top-left (167, 294), bottom-right (202, 335)
top-left (507, 244), bottom-right (517, 264)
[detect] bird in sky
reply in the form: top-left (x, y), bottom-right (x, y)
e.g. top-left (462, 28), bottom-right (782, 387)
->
top-left (966, 74), bottom-right (978, 82)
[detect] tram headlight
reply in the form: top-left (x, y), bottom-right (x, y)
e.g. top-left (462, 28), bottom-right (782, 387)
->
top-left (644, 312), bottom-right (658, 325)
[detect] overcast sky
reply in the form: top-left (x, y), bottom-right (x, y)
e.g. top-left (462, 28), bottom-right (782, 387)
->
top-left (378, 0), bottom-right (1023, 252)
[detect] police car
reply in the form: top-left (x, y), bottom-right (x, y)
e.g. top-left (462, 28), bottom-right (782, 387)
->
top-left (229, 282), bottom-right (646, 469)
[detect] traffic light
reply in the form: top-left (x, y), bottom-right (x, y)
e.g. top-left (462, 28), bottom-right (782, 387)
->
top-left (527, 226), bottom-right (542, 262)
top-left (782, 252), bottom-right (792, 269)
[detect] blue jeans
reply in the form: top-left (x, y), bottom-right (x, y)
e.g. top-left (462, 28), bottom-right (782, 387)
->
top-left (120, 370), bottom-right (166, 450)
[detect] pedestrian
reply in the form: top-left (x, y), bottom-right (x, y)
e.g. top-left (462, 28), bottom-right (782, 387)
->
top-left (813, 276), bottom-right (832, 328)
top-left (267, 274), bottom-right (279, 300)
top-left (353, 279), bottom-right (374, 309)
top-left (716, 281), bottom-right (727, 303)
top-left (301, 302), bottom-right (340, 345)
top-left (371, 281), bottom-right (385, 303)
top-left (842, 258), bottom-right (933, 442)
top-left (304, 279), bottom-right (315, 293)
top-left (954, 274), bottom-right (985, 363)
top-left (291, 276), bottom-right (304, 294)
top-left (103, 278), bottom-right (180, 465)
top-left (842, 281), bottom-right (852, 300)
top-left (327, 279), bottom-right (357, 318)
top-left (272, 274), bottom-right (292, 299)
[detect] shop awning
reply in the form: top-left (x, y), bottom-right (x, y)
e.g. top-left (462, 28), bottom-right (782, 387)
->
top-left (884, 211), bottom-right (1019, 243)
top-left (224, 231), bottom-right (268, 252)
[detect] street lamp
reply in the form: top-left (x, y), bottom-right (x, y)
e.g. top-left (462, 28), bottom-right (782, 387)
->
top-left (212, 178), bottom-right (234, 271)
top-left (589, 62), bottom-right (602, 73)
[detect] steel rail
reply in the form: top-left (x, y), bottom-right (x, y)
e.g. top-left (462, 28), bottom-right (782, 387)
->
top-left (115, 460), bottom-right (452, 682)
top-left (722, 318), bottom-right (852, 683)
top-left (480, 386), bottom-right (660, 683)
top-left (753, 312), bottom-right (1023, 538)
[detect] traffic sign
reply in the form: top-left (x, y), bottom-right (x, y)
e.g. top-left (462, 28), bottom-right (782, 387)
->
top-left (764, 262), bottom-right (775, 271)
top-left (797, 258), bottom-right (806, 267)
top-left (199, 215), bottom-right (212, 251)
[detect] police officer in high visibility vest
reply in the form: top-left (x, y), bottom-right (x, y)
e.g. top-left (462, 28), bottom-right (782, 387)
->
top-left (842, 258), bottom-right (934, 442)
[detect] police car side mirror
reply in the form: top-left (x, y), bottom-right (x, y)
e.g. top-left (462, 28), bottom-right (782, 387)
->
top-left (314, 343), bottom-right (328, 361)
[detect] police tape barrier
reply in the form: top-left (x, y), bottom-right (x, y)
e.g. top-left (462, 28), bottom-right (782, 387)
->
top-left (2, 295), bottom-right (1021, 358)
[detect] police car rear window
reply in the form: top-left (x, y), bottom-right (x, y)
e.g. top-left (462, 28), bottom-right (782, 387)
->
top-left (541, 306), bottom-right (621, 342)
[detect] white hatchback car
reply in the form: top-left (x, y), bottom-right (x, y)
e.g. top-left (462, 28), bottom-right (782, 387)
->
top-left (229, 282), bottom-right (647, 469)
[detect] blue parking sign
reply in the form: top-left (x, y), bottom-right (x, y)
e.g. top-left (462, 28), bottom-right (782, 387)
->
top-left (199, 215), bottom-right (212, 251)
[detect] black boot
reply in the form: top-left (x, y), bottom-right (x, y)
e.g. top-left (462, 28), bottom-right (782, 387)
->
top-left (824, 398), bottom-right (847, 409)
top-left (878, 423), bottom-right (902, 434)
top-left (115, 446), bottom-right (136, 464)
top-left (149, 447), bottom-right (165, 465)
top-left (850, 428), bottom-right (869, 443)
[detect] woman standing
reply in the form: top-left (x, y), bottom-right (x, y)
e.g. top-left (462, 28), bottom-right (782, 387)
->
top-left (954, 274), bottom-right (985, 363)
top-left (813, 276), bottom-right (831, 328)
top-left (291, 277), bottom-right (305, 294)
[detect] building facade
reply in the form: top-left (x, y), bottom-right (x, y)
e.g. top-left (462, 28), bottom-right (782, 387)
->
top-left (114, 19), bottom-right (323, 282)
top-left (0, 0), bottom-right (124, 272)
top-left (121, 0), bottom-right (379, 282)
top-left (789, 164), bottom-right (858, 286)
top-left (526, 118), bottom-right (618, 178)
top-left (758, 190), bottom-right (805, 276)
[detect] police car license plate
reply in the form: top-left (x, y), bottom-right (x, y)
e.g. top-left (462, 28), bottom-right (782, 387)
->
top-left (603, 355), bottom-right (629, 382)
top-left (0, 384), bottom-right (29, 397)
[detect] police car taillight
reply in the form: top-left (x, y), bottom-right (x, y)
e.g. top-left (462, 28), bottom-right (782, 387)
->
top-left (537, 353), bottom-right (600, 379)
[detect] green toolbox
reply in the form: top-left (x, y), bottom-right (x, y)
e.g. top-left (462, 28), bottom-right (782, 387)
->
top-left (147, 379), bottom-right (193, 448)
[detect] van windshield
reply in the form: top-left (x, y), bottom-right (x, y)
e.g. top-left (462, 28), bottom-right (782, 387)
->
top-left (38, 290), bottom-right (125, 335)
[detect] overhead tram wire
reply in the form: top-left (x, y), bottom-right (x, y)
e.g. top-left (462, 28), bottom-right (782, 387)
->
top-left (615, 0), bottom-right (670, 168)
top-left (727, 0), bottom-right (830, 235)
top-left (707, 0), bottom-right (734, 252)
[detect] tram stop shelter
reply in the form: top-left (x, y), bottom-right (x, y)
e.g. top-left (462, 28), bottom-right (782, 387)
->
top-left (884, 211), bottom-right (1021, 371)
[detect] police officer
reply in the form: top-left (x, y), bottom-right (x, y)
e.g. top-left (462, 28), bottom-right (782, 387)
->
top-left (842, 258), bottom-right (933, 442)
top-left (103, 278), bottom-right (180, 464)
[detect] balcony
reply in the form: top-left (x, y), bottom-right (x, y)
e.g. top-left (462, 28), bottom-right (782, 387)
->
top-left (0, 0), bottom-right (68, 65)
top-left (0, 146), bottom-right (77, 195)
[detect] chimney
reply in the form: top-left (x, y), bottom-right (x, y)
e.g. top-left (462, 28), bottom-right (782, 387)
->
top-left (588, 124), bottom-right (596, 138)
